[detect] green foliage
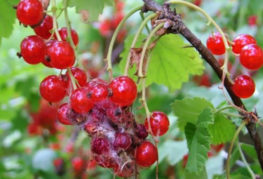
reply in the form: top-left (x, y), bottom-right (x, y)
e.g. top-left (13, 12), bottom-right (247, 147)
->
top-left (185, 108), bottom-right (213, 173)
top-left (172, 97), bottom-right (214, 129)
top-left (0, 0), bottom-right (18, 46)
top-left (147, 34), bottom-right (204, 91)
top-left (69, 0), bottom-right (114, 21)
top-left (209, 113), bottom-right (235, 144)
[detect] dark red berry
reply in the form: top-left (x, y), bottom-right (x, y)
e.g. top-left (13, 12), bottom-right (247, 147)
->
top-left (20, 35), bottom-right (46, 64)
top-left (67, 67), bottom-right (87, 87)
top-left (135, 141), bottom-right (158, 167)
top-left (34, 15), bottom-right (53, 39)
top-left (40, 75), bottom-right (67, 102)
top-left (206, 32), bottom-right (225, 55)
top-left (70, 87), bottom-right (93, 114)
top-left (16, 0), bottom-right (44, 26)
top-left (240, 44), bottom-right (263, 70)
top-left (113, 133), bottom-right (132, 150)
top-left (232, 34), bottom-right (257, 54)
top-left (109, 76), bottom-right (137, 106)
top-left (135, 124), bottom-right (148, 139)
top-left (232, 75), bottom-right (255, 98)
top-left (86, 79), bottom-right (108, 102)
top-left (91, 137), bottom-right (109, 154)
top-left (47, 41), bottom-right (75, 69)
top-left (56, 27), bottom-right (79, 46)
top-left (57, 103), bottom-right (72, 125)
top-left (145, 111), bottom-right (169, 136)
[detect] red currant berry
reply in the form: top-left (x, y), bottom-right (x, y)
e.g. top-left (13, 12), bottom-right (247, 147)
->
top-left (206, 32), bottom-right (225, 55)
top-left (240, 44), bottom-right (263, 70)
top-left (20, 35), bottom-right (46, 64)
top-left (135, 141), bottom-right (158, 167)
top-left (16, 0), bottom-right (44, 26)
top-left (135, 124), bottom-right (148, 139)
top-left (91, 137), bottom-right (109, 154)
top-left (72, 157), bottom-right (85, 174)
top-left (86, 79), bottom-right (108, 102)
top-left (113, 132), bottom-right (132, 150)
top-left (67, 67), bottom-right (87, 87)
top-left (40, 75), bottom-right (67, 102)
top-left (70, 87), bottom-right (93, 114)
top-left (111, 12), bottom-right (124, 29)
top-left (34, 15), bottom-right (53, 39)
top-left (145, 111), bottom-right (169, 136)
top-left (56, 27), bottom-right (79, 46)
top-left (57, 103), bottom-right (72, 125)
top-left (232, 34), bottom-right (257, 54)
top-left (109, 76), bottom-right (137, 106)
top-left (47, 41), bottom-right (75, 69)
top-left (99, 19), bottom-right (112, 37)
top-left (248, 15), bottom-right (257, 27)
top-left (232, 75), bottom-right (255, 98)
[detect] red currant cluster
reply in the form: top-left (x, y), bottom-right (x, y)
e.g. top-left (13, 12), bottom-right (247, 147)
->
top-left (98, 0), bottom-right (126, 42)
top-left (207, 33), bottom-right (263, 98)
top-left (16, 0), bottom-right (170, 177)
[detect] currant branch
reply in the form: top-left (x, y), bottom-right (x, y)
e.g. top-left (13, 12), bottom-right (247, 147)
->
top-left (142, 0), bottom-right (263, 171)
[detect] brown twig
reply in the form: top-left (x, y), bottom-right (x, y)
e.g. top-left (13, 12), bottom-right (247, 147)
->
top-left (142, 0), bottom-right (263, 171)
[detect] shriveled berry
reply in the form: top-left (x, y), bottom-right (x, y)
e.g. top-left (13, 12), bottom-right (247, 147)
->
top-left (70, 87), bottom-right (93, 114)
top-left (20, 35), bottom-right (46, 64)
top-left (232, 34), bottom-right (257, 54)
top-left (16, 0), bottom-right (44, 26)
top-left (145, 111), bottom-right (169, 136)
top-left (135, 124), bottom-right (148, 139)
top-left (109, 76), bottom-right (137, 106)
top-left (91, 137), bottom-right (109, 154)
top-left (47, 41), bottom-right (75, 69)
top-left (240, 44), bottom-right (263, 70)
top-left (57, 103), bottom-right (72, 125)
top-left (206, 32), bottom-right (225, 55)
top-left (86, 79), bottom-right (108, 102)
top-left (34, 15), bottom-right (53, 39)
top-left (67, 67), bottom-right (87, 87)
top-left (113, 133), bottom-right (132, 150)
top-left (135, 141), bottom-right (158, 167)
top-left (57, 27), bottom-right (79, 46)
top-left (232, 75), bottom-right (255, 98)
top-left (40, 75), bottom-right (67, 102)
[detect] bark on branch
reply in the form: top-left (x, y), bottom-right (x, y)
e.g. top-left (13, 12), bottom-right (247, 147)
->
top-left (142, 0), bottom-right (263, 171)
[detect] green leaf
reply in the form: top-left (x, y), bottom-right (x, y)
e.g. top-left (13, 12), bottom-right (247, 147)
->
top-left (185, 108), bottom-right (213, 173)
top-left (158, 140), bottom-right (188, 165)
top-left (241, 143), bottom-right (258, 160)
top-left (69, 0), bottom-right (114, 21)
top-left (208, 113), bottom-right (236, 144)
top-left (185, 167), bottom-right (208, 179)
top-left (147, 34), bottom-right (204, 91)
top-left (0, 0), bottom-right (18, 46)
top-left (172, 97), bottom-right (214, 129)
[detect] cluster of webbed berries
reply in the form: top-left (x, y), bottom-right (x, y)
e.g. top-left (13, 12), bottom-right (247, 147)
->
top-left (207, 32), bottom-right (263, 98)
top-left (16, 0), bottom-right (170, 177)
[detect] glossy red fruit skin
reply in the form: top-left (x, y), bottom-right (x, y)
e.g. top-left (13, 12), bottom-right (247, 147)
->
top-left (206, 32), bottom-right (225, 55)
top-left (57, 103), bottom-right (72, 125)
top-left (109, 76), bottom-right (137, 107)
top-left (70, 88), bottom-right (93, 114)
top-left (34, 15), bottom-right (53, 39)
top-left (57, 27), bottom-right (79, 46)
top-left (232, 75), bottom-right (255, 98)
top-left (135, 141), bottom-right (158, 167)
top-left (16, 0), bottom-right (44, 26)
top-left (232, 34), bottom-right (257, 54)
top-left (240, 44), bottom-right (263, 70)
top-left (145, 111), bottom-right (169, 136)
top-left (47, 41), bottom-right (75, 69)
top-left (86, 79), bottom-right (108, 102)
top-left (20, 35), bottom-right (46, 64)
top-left (40, 75), bottom-right (67, 102)
top-left (67, 67), bottom-right (87, 87)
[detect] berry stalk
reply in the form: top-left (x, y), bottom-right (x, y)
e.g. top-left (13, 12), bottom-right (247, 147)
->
top-left (51, 0), bottom-right (61, 41)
